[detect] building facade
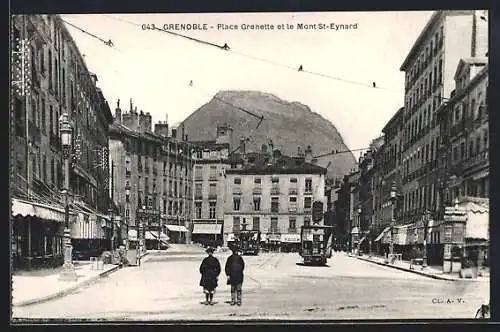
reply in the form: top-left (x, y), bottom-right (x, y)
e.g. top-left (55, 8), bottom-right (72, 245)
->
top-left (108, 101), bottom-right (193, 248)
top-left (11, 14), bottom-right (114, 269)
top-left (190, 124), bottom-right (233, 246)
top-left (223, 144), bottom-right (327, 251)
top-left (399, 10), bottom-right (488, 227)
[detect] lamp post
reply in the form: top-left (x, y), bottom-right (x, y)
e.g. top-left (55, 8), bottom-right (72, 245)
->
top-left (125, 183), bottom-right (131, 249)
top-left (389, 181), bottom-right (397, 259)
top-left (422, 210), bottom-right (431, 268)
top-left (58, 113), bottom-right (77, 281)
top-left (109, 208), bottom-right (115, 251)
top-left (357, 207), bottom-right (361, 255)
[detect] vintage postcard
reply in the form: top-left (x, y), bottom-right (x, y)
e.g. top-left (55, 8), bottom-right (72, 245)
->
top-left (10, 10), bottom-right (490, 322)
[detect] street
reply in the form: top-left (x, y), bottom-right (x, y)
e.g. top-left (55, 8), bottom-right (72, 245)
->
top-left (12, 251), bottom-right (489, 321)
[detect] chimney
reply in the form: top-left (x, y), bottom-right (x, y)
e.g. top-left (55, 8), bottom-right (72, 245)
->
top-left (305, 145), bottom-right (313, 163)
top-left (114, 99), bottom-right (122, 124)
top-left (240, 137), bottom-right (246, 154)
top-left (261, 144), bottom-right (268, 154)
top-left (216, 123), bottom-right (233, 148)
top-left (138, 110), bottom-right (151, 132)
top-left (154, 122), bottom-right (169, 137)
top-left (171, 128), bottom-right (177, 139)
top-left (268, 139), bottom-right (274, 163)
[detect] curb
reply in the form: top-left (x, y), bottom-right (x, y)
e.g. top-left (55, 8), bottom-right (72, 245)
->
top-left (355, 256), bottom-right (457, 281)
top-left (13, 264), bottom-right (122, 307)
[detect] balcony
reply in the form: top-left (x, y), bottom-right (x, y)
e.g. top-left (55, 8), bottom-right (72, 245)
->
top-left (209, 175), bottom-right (217, 181)
top-left (462, 150), bottom-right (489, 171)
top-left (233, 187), bottom-right (242, 195)
top-left (208, 193), bottom-right (217, 199)
top-left (152, 168), bottom-right (158, 175)
top-left (195, 192), bottom-right (203, 199)
top-left (270, 187), bottom-right (280, 195)
top-left (304, 188), bottom-right (313, 194)
top-left (252, 187), bottom-right (262, 195)
top-left (288, 188), bottom-right (298, 195)
top-left (194, 176), bottom-right (203, 182)
top-left (288, 206), bottom-right (297, 213)
top-left (144, 166), bottom-right (150, 174)
top-left (28, 120), bottom-right (41, 145)
top-left (304, 207), bottom-right (312, 214)
top-left (288, 228), bottom-right (298, 234)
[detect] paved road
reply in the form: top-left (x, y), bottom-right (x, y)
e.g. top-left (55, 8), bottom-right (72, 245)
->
top-left (12, 251), bottom-right (489, 321)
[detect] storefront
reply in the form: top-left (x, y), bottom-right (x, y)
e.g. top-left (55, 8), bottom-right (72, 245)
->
top-left (461, 199), bottom-right (489, 268)
top-left (165, 224), bottom-right (189, 244)
top-left (145, 230), bottom-right (170, 250)
top-left (11, 198), bottom-right (69, 270)
top-left (70, 201), bottom-right (112, 260)
top-left (373, 226), bottom-right (391, 255)
top-left (280, 234), bottom-right (301, 252)
top-left (192, 223), bottom-right (223, 247)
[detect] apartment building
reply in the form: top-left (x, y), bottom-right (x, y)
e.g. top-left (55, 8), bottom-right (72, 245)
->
top-left (190, 124), bottom-right (233, 246)
top-left (11, 15), bottom-right (114, 269)
top-left (223, 144), bottom-right (327, 250)
top-left (399, 10), bottom-right (488, 225)
top-left (108, 101), bottom-right (193, 246)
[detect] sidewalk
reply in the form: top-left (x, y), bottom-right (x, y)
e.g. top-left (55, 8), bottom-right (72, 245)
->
top-left (350, 253), bottom-right (490, 282)
top-left (12, 251), bottom-right (149, 307)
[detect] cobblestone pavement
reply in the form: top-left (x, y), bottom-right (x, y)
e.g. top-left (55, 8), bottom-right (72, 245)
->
top-left (12, 251), bottom-right (489, 321)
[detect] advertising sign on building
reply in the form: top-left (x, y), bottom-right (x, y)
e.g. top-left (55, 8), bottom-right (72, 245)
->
top-left (452, 224), bottom-right (465, 244)
top-left (313, 201), bottom-right (324, 222)
top-left (443, 243), bottom-right (452, 259)
top-left (443, 225), bottom-right (453, 243)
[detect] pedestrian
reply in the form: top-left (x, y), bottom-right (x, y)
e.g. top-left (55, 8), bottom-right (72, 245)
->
top-left (199, 246), bottom-right (221, 305)
top-left (225, 245), bottom-right (245, 306)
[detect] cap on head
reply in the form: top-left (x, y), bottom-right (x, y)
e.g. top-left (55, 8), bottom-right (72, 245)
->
top-left (206, 247), bottom-right (215, 254)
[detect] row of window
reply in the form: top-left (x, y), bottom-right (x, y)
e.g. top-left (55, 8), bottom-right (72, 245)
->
top-left (405, 26), bottom-right (444, 90)
top-left (451, 94), bottom-right (486, 126)
top-left (193, 149), bottom-right (229, 160)
top-left (402, 136), bottom-right (439, 179)
top-left (232, 216), bottom-right (311, 232)
top-left (232, 196), bottom-right (312, 212)
top-left (403, 183), bottom-right (436, 213)
top-left (135, 177), bottom-right (192, 198)
top-left (232, 177), bottom-right (312, 186)
top-left (403, 98), bottom-right (441, 149)
top-left (194, 202), bottom-right (217, 219)
top-left (452, 131), bottom-right (489, 164)
top-left (133, 196), bottom-right (191, 216)
top-left (137, 156), bottom-right (190, 177)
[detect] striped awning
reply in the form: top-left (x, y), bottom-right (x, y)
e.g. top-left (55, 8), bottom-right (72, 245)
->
top-left (145, 231), bottom-right (170, 241)
top-left (166, 225), bottom-right (188, 232)
top-left (374, 227), bottom-right (391, 242)
top-left (11, 198), bottom-right (70, 222)
top-left (192, 223), bottom-right (222, 235)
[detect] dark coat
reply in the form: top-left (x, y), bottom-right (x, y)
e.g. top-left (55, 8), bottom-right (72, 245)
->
top-left (199, 255), bottom-right (221, 291)
top-left (225, 253), bottom-right (245, 285)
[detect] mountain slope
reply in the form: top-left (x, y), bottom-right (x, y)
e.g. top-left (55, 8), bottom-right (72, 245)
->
top-left (182, 90), bottom-right (357, 179)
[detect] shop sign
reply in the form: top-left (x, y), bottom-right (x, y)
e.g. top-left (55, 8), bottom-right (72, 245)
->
top-left (443, 225), bottom-right (453, 243)
top-left (443, 244), bottom-right (452, 259)
top-left (452, 224), bottom-right (465, 244)
top-left (281, 234), bottom-right (301, 243)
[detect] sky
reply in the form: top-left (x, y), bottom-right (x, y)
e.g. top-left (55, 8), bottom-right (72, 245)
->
top-left (61, 11), bottom-right (434, 152)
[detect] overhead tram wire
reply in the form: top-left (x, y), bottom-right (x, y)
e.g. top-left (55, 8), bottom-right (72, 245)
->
top-left (101, 14), bottom-right (403, 93)
top-left (60, 18), bottom-right (124, 52)
top-left (313, 147), bottom-right (371, 159)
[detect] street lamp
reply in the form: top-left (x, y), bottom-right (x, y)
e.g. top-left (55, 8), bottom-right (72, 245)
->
top-left (109, 208), bottom-right (115, 251)
top-left (125, 183), bottom-right (131, 249)
top-left (58, 113), bottom-right (77, 281)
top-left (422, 210), bottom-right (431, 268)
top-left (389, 181), bottom-right (397, 260)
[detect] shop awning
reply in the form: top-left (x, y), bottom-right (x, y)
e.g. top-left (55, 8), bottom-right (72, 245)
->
top-left (227, 233), bottom-right (236, 242)
top-left (374, 227), bottom-right (390, 242)
top-left (465, 204), bottom-right (489, 240)
top-left (260, 233), bottom-right (267, 242)
top-left (145, 231), bottom-right (170, 241)
top-left (192, 223), bottom-right (222, 235)
top-left (12, 198), bottom-right (69, 222)
top-left (166, 225), bottom-right (188, 232)
top-left (281, 234), bottom-right (301, 243)
top-left (128, 229), bottom-right (138, 241)
top-left (351, 226), bottom-right (359, 234)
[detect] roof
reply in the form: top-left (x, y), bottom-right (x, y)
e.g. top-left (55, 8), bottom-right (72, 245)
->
top-left (226, 152), bottom-right (327, 175)
top-left (400, 10), bottom-right (475, 71)
top-left (382, 107), bottom-right (405, 134)
top-left (454, 57), bottom-right (488, 81)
